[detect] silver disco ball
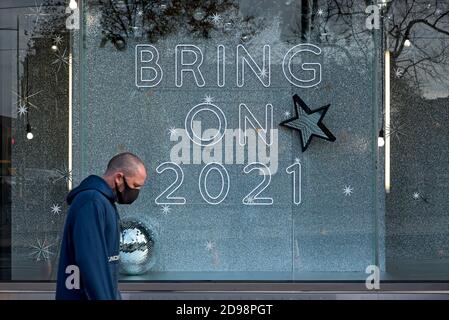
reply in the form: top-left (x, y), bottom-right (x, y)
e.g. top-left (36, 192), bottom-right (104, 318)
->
top-left (119, 219), bottom-right (157, 275)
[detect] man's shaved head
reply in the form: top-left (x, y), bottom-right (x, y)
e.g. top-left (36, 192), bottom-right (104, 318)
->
top-left (105, 152), bottom-right (146, 176)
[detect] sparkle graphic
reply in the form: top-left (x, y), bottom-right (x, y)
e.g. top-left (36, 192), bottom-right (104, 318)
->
top-left (12, 90), bottom-right (42, 111)
top-left (54, 165), bottom-right (72, 184)
top-left (343, 185), bottom-right (353, 196)
top-left (168, 127), bottom-right (177, 136)
top-left (29, 238), bottom-right (54, 261)
top-left (283, 110), bottom-right (291, 118)
top-left (317, 8), bottom-right (324, 16)
top-left (29, 0), bottom-right (45, 25)
top-left (160, 204), bottom-right (171, 215)
top-left (259, 67), bottom-right (268, 78)
top-left (211, 13), bottom-right (221, 25)
top-left (435, 9), bottom-right (442, 15)
top-left (395, 68), bottom-right (404, 78)
top-left (204, 94), bottom-right (214, 104)
top-left (137, 9), bottom-right (144, 16)
top-left (206, 240), bottom-right (215, 251)
top-left (53, 35), bottom-right (63, 45)
top-left (51, 47), bottom-right (69, 73)
top-left (50, 204), bottom-right (62, 215)
top-left (17, 103), bottom-right (28, 117)
top-left (245, 196), bottom-right (254, 204)
top-left (413, 192), bottom-right (421, 200)
top-left (294, 157), bottom-right (300, 163)
top-left (385, 120), bottom-right (409, 143)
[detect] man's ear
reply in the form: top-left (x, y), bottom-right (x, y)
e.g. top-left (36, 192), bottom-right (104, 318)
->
top-left (114, 172), bottom-right (124, 188)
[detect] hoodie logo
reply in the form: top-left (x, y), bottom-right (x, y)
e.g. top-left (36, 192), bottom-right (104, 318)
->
top-left (108, 255), bottom-right (120, 262)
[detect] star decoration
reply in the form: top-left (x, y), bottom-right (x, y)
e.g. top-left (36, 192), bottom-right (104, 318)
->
top-left (259, 67), bottom-right (268, 78)
top-left (29, 238), bottom-right (54, 261)
top-left (160, 204), bottom-right (171, 215)
top-left (12, 90), bottom-right (42, 111)
top-left (245, 196), bottom-right (255, 204)
top-left (343, 185), bottom-right (353, 196)
top-left (168, 127), bottom-right (177, 136)
top-left (395, 68), bottom-right (404, 78)
top-left (317, 8), bottom-right (324, 16)
top-left (53, 35), bottom-right (63, 45)
top-left (280, 94), bottom-right (336, 152)
top-left (51, 47), bottom-right (69, 73)
top-left (385, 120), bottom-right (409, 143)
top-left (411, 191), bottom-right (430, 204)
top-left (29, 0), bottom-right (45, 25)
top-left (203, 94), bottom-right (214, 104)
top-left (17, 103), bottom-right (28, 117)
top-left (210, 13), bottom-right (221, 25)
top-left (205, 240), bottom-right (215, 251)
top-left (50, 203), bottom-right (62, 215)
top-left (53, 165), bottom-right (72, 184)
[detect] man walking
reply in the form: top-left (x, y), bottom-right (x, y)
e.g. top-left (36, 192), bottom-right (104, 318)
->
top-left (56, 152), bottom-right (147, 300)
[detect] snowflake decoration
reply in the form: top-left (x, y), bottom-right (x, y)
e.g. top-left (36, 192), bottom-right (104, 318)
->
top-left (168, 127), bottom-right (177, 136)
top-left (343, 185), bottom-right (353, 196)
top-left (283, 110), bottom-right (291, 118)
top-left (29, 238), bottom-right (54, 261)
top-left (17, 103), bottom-right (28, 117)
top-left (245, 196), bottom-right (255, 204)
top-left (205, 240), bottom-right (215, 251)
top-left (160, 204), bottom-right (171, 215)
top-left (54, 165), bottom-right (72, 184)
top-left (12, 90), bottom-right (42, 111)
top-left (395, 68), bottom-right (404, 78)
top-left (317, 8), bottom-right (324, 16)
top-left (259, 67), bottom-right (268, 78)
top-left (51, 47), bottom-right (69, 73)
top-left (385, 120), bottom-right (409, 142)
top-left (203, 94), bottom-right (214, 104)
top-left (53, 35), bottom-right (63, 46)
top-left (50, 203), bottom-right (62, 215)
top-left (29, 0), bottom-right (45, 25)
top-left (210, 13), bottom-right (221, 25)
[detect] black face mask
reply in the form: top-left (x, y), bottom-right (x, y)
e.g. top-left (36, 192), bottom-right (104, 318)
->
top-left (116, 176), bottom-right (140, 204)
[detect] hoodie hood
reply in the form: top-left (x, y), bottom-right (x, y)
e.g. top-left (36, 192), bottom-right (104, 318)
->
top-left (67, 175), bottom-right (116, 205)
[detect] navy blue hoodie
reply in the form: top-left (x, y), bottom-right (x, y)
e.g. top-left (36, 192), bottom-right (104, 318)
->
top-left (56, 175), bottom-right (121, 300)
